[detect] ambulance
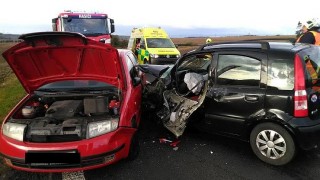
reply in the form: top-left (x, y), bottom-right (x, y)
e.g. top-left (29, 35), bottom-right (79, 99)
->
top-left (128, 27), bottom-right (180, 64)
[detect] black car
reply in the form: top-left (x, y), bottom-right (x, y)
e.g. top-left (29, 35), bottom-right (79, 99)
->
top-left (140, 41), bottom-right (320, 166)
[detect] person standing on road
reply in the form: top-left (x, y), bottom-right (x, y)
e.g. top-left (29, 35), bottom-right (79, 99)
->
top-left (296, 18), bottom-right (320, 45)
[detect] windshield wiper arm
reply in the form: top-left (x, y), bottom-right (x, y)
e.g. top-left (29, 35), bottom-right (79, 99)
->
top-left (84, 33), bottom-right (105, 36)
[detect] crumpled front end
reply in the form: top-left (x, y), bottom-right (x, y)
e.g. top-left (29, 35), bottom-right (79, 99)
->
top-left (157, 80), bottom-right (208, 137)
top-left (140, 63), bottom-right (209, 137)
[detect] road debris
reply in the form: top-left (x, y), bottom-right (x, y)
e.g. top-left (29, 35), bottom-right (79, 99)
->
top-left (159, 138), bottom-right (173, 143)
top-left (170, 140), bottom-right (181, 147)
top-left (159, 138), bottom-right (181, 148)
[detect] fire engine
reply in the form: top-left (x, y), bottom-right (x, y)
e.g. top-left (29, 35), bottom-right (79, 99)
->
top-left (52, 10), bottom-right (115, 44)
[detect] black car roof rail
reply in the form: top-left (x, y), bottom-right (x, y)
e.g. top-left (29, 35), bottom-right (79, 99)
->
top-left (199, 41), bottom-right (270, 51)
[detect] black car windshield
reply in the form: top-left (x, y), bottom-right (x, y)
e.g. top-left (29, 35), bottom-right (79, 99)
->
top-left (37, 80), bottom-right (115, 92)
top-left (146, 38), bottom-right (175, 48)
top-left (62, 18), bottom-right (108, 36)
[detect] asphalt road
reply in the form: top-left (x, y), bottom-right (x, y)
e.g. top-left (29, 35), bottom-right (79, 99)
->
top-left (1, 117), bottom-right (320, 180)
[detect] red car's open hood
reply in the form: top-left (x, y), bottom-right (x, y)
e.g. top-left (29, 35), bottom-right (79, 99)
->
top-left (2, 32), bottom-right (124, 93)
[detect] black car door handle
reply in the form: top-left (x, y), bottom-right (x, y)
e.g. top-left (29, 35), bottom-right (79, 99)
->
top-left (245, 95), bottom-right (259, 102)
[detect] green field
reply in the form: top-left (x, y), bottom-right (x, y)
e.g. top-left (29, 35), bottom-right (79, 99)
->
top-left (0, 43), bottom-right (24, 175)
top-left (0, 43), bottom-right (25, 122)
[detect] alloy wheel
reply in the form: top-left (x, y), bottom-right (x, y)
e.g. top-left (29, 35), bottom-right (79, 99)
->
top-left (255, 130), bottom-right (286, 160)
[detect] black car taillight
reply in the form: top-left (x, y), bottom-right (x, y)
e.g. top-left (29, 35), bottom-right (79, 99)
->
top-left (294, 54), bottom-right (308, 117)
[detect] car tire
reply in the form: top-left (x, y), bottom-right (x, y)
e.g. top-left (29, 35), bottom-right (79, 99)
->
top-left (127, 132), bottom-right (140, 161)
top-left (250, 122), bottom-right (296, 166)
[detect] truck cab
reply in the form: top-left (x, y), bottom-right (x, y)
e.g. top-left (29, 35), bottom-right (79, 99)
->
top-left (52, 10), bottom-right (115, 44)
top-left (127, 27), bottom-right (180, 64)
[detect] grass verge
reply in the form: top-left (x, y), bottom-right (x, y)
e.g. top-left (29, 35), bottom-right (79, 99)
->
top-left (0, 74), bottom-right (25, 121)
top-left (0, 74), bottom-right (25, 175)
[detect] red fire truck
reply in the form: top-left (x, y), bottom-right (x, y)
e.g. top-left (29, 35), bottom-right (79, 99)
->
top-left (52, 10), bottom-right (115, 44)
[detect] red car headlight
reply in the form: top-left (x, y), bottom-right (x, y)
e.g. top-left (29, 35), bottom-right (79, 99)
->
top-left (3, 122), bottom-right (27, 141)
top-left (87, 119), bottom-right (119, 139)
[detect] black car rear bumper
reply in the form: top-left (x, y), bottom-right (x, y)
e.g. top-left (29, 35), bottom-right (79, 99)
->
top-left (290, 121), bottom-right (320, 150)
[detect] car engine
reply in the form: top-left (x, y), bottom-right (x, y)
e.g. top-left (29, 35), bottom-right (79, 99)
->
top-left (10, 95), bottom-right (120, 142)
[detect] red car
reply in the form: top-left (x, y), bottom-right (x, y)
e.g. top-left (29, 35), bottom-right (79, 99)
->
top-left (0, 32), bottom-right (142, 172)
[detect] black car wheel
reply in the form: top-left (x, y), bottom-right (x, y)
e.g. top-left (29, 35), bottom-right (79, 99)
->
top-left (250, 123), bottom-right (296, 166)
top-left (127, 132), bottom-right (140, 161)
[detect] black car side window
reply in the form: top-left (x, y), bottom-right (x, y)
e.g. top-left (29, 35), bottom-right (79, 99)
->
top-left (217, 55), bottom-right (261, 86)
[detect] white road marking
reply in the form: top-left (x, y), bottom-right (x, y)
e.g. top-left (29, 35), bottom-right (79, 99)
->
top-left (62, 171), bottom-right (85, 180)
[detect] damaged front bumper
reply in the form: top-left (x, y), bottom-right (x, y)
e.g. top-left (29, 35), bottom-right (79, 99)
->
top-left (0, 127), bottom-right (136, 172)
top-left (157, 81), bottom-right (208, 137)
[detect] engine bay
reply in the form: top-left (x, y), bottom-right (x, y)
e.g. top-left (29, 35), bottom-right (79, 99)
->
top-left (9, 94), bottom-right (120, 142)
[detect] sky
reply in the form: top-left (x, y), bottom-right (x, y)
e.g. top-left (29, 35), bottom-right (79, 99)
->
top-left (0, 0), bottom-right (319, 36)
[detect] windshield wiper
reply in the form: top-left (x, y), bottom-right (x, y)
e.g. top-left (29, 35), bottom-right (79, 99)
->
top-left (84, 33), bottom-right (105, 36)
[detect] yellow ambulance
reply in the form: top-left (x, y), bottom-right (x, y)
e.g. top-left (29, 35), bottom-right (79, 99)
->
top-left (127, 27), bottom-right (181, 64)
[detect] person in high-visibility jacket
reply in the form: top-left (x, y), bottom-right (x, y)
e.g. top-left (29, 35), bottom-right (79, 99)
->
top-left (206, 38), bottom-right (212, 44)
top-left (304, 55), bottom-right (320, 91)
top-left (295, 20), bottom-right (308, 38)
top-left (296, 19), bottom-right (320, 91)
top-left (296, 18), bottom-right (320, 45)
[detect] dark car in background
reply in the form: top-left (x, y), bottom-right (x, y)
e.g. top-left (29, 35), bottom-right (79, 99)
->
top-left (140, 41), bottom-right (320, 165)
top-left (0, 32), bottom-right (142, 172)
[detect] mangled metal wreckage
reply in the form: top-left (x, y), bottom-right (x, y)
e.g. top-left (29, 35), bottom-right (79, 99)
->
top-left (139, 53), bottom-right (212, 137)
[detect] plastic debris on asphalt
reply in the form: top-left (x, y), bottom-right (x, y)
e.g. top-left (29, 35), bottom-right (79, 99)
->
top-left (159, 138), bottom-right (181, 148)
top-left (159, 138), bottom-right (173, 143)
top-left (170, 140), bottom-right (181, 147)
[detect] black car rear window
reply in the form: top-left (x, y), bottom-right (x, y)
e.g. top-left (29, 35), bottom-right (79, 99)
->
top-left (267, 59), bottom-right (294, 90)
top-left (267, 46), bottom-right (320, 91)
